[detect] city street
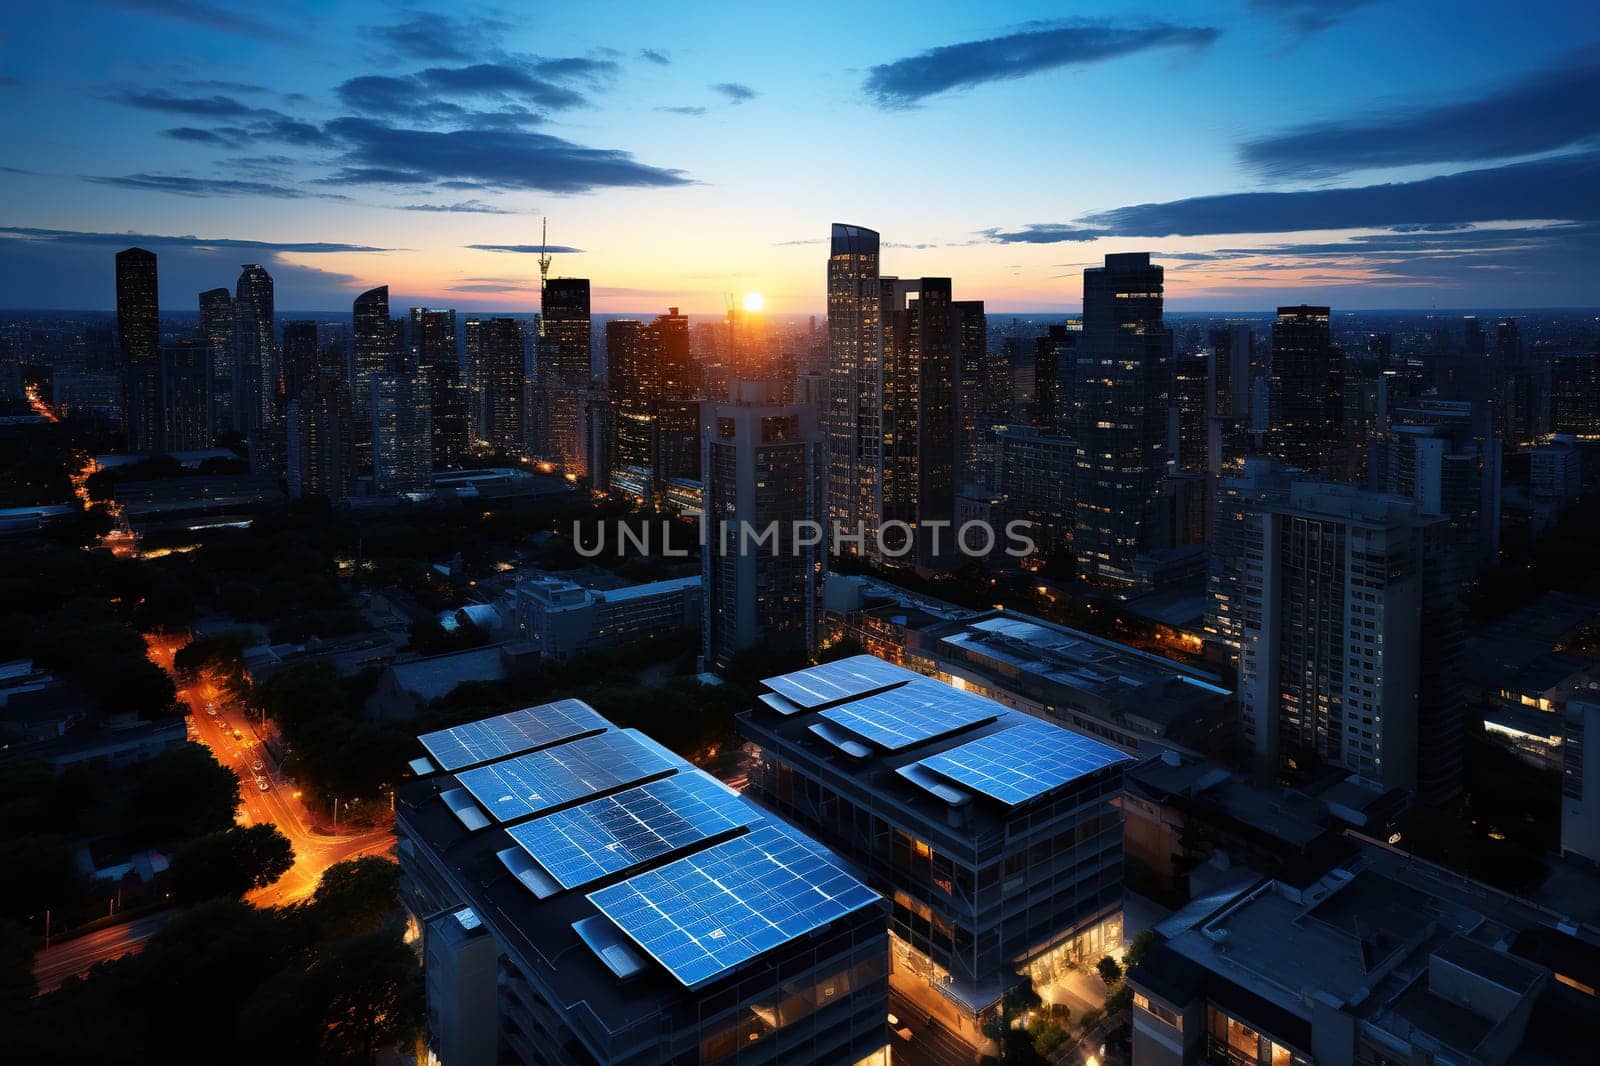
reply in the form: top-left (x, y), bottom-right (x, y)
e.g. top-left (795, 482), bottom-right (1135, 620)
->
top-left (887, 990), bottom-right (980, 1066)
top-left (31, 911), bottom-right (172, 994)
top-left (146, 634), bottom-right (396, 907)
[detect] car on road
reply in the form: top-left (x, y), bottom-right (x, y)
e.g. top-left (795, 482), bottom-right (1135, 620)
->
top-left (206, 707), bottom-right (218, 716)
top-left (231, 728), bottom-right (243, 741)
top-left (251, 759), bottom-right (264, 772)
top-left (256, 778), bottom-right (270, 792)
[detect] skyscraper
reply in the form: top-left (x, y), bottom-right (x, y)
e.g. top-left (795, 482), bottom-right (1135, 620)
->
top-left (286, 372), bottom-right (356, 501)
top-left (198, 287), bottom-right (233, 440)
top-left (351, 285), bottom-right (391, 422)
top-left (606, 318), bottom-right (655, 496)
top-left (879, 277), bottom-right (958, 568)
top-left (702, 387), bottom-right (827, 668)
top-left (232, 263), bottom-right (276, 442)
top-left (280, 320), bottom-right (320, 404)
top-left (157, 341), bottom-right (211, 452)
top-left (1072, 252), bottom-right (1173, 585)
top-left (1552, 352), bottom-right (1600, 439)
top-left (371, 364), bottom-right (432, 496)
top-left (537, 278), bottom-right (590, 470)
top-left (471, 317), bottom-right (527, 456)
top-left (409, 307), bottom-right (465, 467)
top-left (826, 223), bottom-right (881, 541)
top-left (953, 298), bottom-right (987, 490)
top-left (116, 247), bottom-right (160, 452)
top-left (1269, 305), bottom-right (1344, 475)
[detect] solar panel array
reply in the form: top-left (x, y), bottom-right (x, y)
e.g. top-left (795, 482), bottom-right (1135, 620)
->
top-left (508, 772), bottom-right (757, 890)
top-left (817, 677), bottom-right (997, 750)
top-left (456, 730), bottom-right (676, 823)
top-left (763, 654), bottom-right (919, 709)
top-left (916, 719), bottom-right (1129, 805)
top-left (588, 823), bottom-right (878, 988)
top-left (418, 700), bottom-right (607, 771)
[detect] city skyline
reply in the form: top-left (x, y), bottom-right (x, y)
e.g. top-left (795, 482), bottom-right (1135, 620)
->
top-left (0, 1), bottom-right (1597, 312)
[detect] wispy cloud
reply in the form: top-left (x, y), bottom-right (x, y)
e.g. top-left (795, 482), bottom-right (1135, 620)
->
top-left (656, 105), bottom-right (707, 116)
top-left (1242, 47), bottom-right (1600, 179)
top-left (400, 199), bottom-right (525, 214)
top-left (640, 48), bottom-right (671, 65)
top-left (100, 0), bottom-right (303, 44)
top-left (366, 11), bottom-right (514, 62)
top-left (465, 243), bottom-right (586, 254)
top-left (85, 173), bottom-right (349, 200)
top-left (863, 19), bottom-right (1219, 107)
top-left (711, 82), bottom-right (758, 104)
top-left (0, 226), bottom-right (387, 253)
top-left (1247, 0), bottom-right (1380, 38)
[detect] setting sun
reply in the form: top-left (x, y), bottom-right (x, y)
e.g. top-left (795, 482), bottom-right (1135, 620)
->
top-left (742, 292), bottom-right (764, 313)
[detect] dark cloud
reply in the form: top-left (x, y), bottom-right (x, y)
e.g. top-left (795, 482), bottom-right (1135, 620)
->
top-left (863, 19), bottom-right (1219, 107)
top-left (368, 11), bottom-right (513, 62)
top-left (1247, 0), bottom-right (1380, 37)
top-left (85, 172), bottom-right (348, 200)
top-left (414, 63), bottom-right (588, 108)
top-left (656, 105), bottom-right (707, 116)
top-left (162, 126), bottom-right (247, 147)
top-left (0, 226), bottom-right (386, 253)
top-left (448, 281), bottom-right (535, 293)
top-left (528, 56), bottom-right (619, 83)
top-left (1242, 49), bottom-right (1600, 178)
top-left (325, 117), bottom-right (690, 193)
top-left (640, 49), bottom-right (671, 65)
top-left (1080, 152), bottom-right (1600, 236)
top-left (400, 200), bottom-right (525, 214)
top-left (0, 75), bottom-right (22, 88)
top-left (177, 78), bottom-right (270, 93)
top-left (983, 153), bottom-right (1600, 244)
top-left (317, 166), bottom-right (431, 186)
top-left (465, 243), bottom-right (587, 254)
top-left (105, 89), bottom-right (260, 117)
top-left (711, 82), bottom-right (758, 104)
top-left (101, 0), bottom-right (303, 44)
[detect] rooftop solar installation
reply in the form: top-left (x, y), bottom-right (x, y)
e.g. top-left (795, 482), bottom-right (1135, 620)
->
top-left (507, 772), bottom-right (757, 890)
top-left (588, 822), bottom-right (878, 988)
top-left (418, 699), bottom-right (608, 771)
top-left (762, 654), bottom-right (920, 709)
top-left (817, 677), bottom-right (997, 750)
top-left (916, 719), bottom-right (1129, 806)
top-left (455, 729), bottom-right (676, 823)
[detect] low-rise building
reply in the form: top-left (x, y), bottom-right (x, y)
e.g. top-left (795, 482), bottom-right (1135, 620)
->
top-left (1128, 836), bottom-right (1600, 1065)
top-left (739, 655), bottom-right (1130, 1048)
top-left (513, 574), bottom-right (699, 661)
top-left (398, 700), bottom-right (890, 1066)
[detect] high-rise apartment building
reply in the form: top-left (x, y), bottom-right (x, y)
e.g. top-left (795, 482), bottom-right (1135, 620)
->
top-left (232, 263), bottom-right (276, 440)
top-left (350, 285), bottom-right (391, 420)
top-left (880, 277), bottom-right (958, 568)
top-left (1233, 471), bottom-right (1465, 802)
top-left (116, 247), bottom-right (160, 452)
top-left (1269, 305), bottom-right (1344, 475)
top-left (537, 278), bottom-right (591, 470)
top-left (280, 319), bottom-right (319, 404)
top-left (198, 286), bottom-right (232, 439)
top-left (702, 388), bottom-right (826, 668)
top-left (1072, 252), bottom-right (1173, 586)
top-left (409, 307), bottom-right (465, 467)
top-left (953, 299), bottom-right (988, 490)
top-left (1370, 398), bottom-right (1502, 568)
top-left (1551, 352), bottom-right (1600, 439)
top-left (827, 223), bottom-right (881, 541)
top-left (371, 363), bottom-right (432, 496)
top-left (468, 316), bottom-right (526, 456)
top-left (286, 372), bottom-right (356, 501)
top-left (157, 341), bottom-right (211, 452)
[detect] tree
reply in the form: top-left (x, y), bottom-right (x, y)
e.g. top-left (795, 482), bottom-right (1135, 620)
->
top-left (1095, 954), bottom-right (1123, 986)
top-left (0, 834), bottom-right (88, 923)
top-left (310, 857), bottom-right (400, 940)
top-left (1125, 929), bottom-right (1158, 974)
top-left (122, 743), bottom-right (240, 844)
top-left (981, 980), bottom-right (1044, 1061)
top-left (0, 919), bottom-right (37, 1008)
top-left (168, 825), bottom-right (294, 903)
top-left (1105, 982), bottom-right (1133, 1014)
top-left (308, 931), bottom-right (425, 1062)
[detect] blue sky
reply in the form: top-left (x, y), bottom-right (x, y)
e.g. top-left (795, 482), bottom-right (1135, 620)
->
top-left (0, 0), bottom-right (1596, 311)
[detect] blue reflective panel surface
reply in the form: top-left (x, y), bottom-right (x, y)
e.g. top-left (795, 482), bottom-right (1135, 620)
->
top-left (918, 719), bottom-right (1129, 805)
top-left (762, 654), bottom-right (919, 709)
top-left (455, 730), bottom-right (675, 822)
top-left (418, 699), bottom-right (607, 770)
top-left (817, 677), bottom-right (996, 750)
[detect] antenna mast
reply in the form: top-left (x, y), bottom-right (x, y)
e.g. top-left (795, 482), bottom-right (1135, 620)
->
top-left (537, 216), bottom-right (553, 338)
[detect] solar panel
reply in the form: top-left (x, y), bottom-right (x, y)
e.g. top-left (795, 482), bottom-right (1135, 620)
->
top-left (418, 700), bottom-right (608, 771)
top-left (455, 729), bottom-right (676, 823)
top-left (589, 822), bottom-right (878, 988)
top-left (763, 654), bottom-right (919, 709)
top-left (817, 677), bottom-right (997, 750)
top-left (508, 771), bottom-right (757, 890)
top-left (917, 719), bottom-right (1129, 805)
